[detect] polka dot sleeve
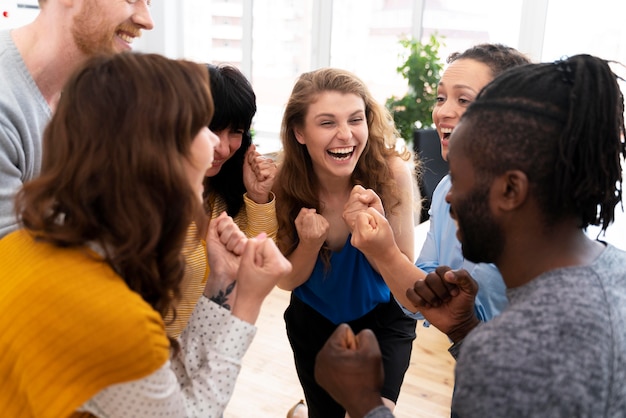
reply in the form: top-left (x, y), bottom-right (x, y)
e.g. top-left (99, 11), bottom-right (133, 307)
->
top-left (77, 297), bottom-right (257, 417)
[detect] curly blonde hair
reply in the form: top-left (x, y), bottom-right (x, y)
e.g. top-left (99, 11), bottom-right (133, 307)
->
top-left (274, 67), bottom-right (415, 259)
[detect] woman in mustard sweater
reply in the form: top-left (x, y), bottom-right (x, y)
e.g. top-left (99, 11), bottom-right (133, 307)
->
top-left (0, 52), bottom-right (291, 418)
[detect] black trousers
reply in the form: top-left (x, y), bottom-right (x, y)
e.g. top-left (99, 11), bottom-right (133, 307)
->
top-left (285, 294), bottom-right (417, 418)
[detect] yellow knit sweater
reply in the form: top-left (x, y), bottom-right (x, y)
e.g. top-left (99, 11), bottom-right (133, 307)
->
top-left (164, 193), bottom-right (277, 338)
top-left (0, 230), bottom-right (170, 418)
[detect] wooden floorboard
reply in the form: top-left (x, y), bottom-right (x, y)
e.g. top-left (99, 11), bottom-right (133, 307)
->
top-left (225, 287), bottom-right (455, 418)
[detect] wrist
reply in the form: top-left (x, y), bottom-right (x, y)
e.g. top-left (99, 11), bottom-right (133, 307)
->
top-left (231, 295), bottom-right (263, 324)
top-left (246, 191), bottom-right (272, 204)
top-left (447, 315), bottom-right (480, 343)
top-left (203, 274), bottom-right (237, 310)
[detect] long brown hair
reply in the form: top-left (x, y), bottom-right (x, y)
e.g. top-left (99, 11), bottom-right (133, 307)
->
top-left (16, 52), bottom-right (214, 339)
top-left (275, 67), bottom-right (413, 259)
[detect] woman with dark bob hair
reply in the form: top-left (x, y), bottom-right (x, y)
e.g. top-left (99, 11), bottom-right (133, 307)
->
top-left (165, 63), bottom-right (278, 338)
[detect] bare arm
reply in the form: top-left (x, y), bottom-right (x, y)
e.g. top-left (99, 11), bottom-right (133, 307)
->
top-left (385, 155), bottom-right (416, 264)
top-left (351, 208), bottom-right (426, 312)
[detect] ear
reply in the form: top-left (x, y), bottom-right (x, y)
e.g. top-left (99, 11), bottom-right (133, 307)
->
top-left (492, 170), bottom-right (529, 212)
top-left (294, 128), bottom-right (306, 145)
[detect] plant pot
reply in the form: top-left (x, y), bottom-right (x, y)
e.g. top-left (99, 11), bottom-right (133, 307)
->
top-left (413, 128), bottom-right (448, 223)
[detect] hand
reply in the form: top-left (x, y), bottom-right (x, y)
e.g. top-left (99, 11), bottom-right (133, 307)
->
top-left (315, 324), bottom-right (385, 418)
top-left (342, 185), bottom-right (385, 232)
top-left (350, 207), bottom-right (396, 259)
top-left (203, 212), bottom-right (248, 310)
top-left (243, 144), bottom-right (278, 204)
top-left (232, 233), bottom-right (292, 324)
top-left (294, 207), bottom-right (329, 251)
top-left (407, 266), bottom-right (480, 342)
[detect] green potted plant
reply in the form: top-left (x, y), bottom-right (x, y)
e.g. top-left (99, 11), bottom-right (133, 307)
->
top-left (386, 35), bottom-right (445, 222)
top-left (385, 34), bottom-right (444, 146)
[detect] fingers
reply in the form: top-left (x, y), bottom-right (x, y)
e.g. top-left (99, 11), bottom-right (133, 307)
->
top-left (407, 266), bottom-right (455, 308)
top-left (354, 328), bottom-right (380, 353)
top-left (246, 148), bottom-right (277, 181)
top-left (353, 209), bottom-right (377, 233)
top-left (442, 268), bottom-right (479, 297)
top-left (406, 267), bottom-right (478, 309)
top-left (329, 323), bottom-right (357, 350)
top-left (246, 233), bottom-right (292, 275)
top-left (351, 185), bottom-right (384, 215)
top-left (295, 208), bottom-right (329, 246)
top-left (206, 211), bottom-right (227, 243)
top-left (351, 207), bottom-right (390, 249)
top-left (211, 212), bottom-right (247, 256)
top-left (235, 232), bottom-right (292, 313)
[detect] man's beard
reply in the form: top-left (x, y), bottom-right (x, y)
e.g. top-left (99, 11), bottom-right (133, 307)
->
top-left (71, 0), bottom-right (117, 56)
top-left (454, 183), bottom-right (505, 264)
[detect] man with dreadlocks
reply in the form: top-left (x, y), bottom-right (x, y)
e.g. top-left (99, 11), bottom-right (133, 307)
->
top-left (313, 53), bottom-right (626, 418)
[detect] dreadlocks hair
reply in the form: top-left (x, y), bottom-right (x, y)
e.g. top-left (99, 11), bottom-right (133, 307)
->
top-left (460, 54), bottom-right (625, 232)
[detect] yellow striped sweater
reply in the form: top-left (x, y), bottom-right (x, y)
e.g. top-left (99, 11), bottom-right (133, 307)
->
top-left (164, 192), bottom-right (277, 338)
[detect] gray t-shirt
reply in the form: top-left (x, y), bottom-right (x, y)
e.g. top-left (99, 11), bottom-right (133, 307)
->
top-left (0, 30), bottom-right (51, 237)
top-left (452, 244), bottom-right (626, 417)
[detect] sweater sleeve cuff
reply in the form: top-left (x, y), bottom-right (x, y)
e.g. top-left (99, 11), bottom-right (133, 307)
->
top-left (364, 405), bottom-right (395, 418)
top-left (448, 338), bottom-right (464, 360)
top-left (242, 192), bottom-right (278, 239)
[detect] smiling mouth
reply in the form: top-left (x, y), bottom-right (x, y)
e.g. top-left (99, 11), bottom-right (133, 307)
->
top-left (327, 146), bottom-right (355, 160)
top-left (116, 27), bottom-right (141, 45)
top-left (440, 127), bottom-right (453, 141)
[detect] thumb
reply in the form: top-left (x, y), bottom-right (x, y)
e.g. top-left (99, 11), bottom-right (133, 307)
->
top-left (252, 233), bottom-right (268, 267)
top-left (444, 269), bottom-right (479, 297)
top-left (239, 234), bottom-right (261, 267)
top-left (354, 329), bottom-right (379, 351)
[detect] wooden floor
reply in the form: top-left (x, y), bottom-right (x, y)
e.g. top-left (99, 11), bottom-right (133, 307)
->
top-left (225, 286), bottom-right (455, 418)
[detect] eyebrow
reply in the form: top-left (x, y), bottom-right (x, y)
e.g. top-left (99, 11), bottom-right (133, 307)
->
top-left (438, 81), bottom-right (480, 93)
top-left (313, 109), bottom-right (365, 118)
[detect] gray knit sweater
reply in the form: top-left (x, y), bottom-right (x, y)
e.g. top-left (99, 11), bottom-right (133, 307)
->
top-left (365, 244), bottom-right (626, 418)
top-left (0, 30), bottom-right (51, 237)
top-left (452, 244), bottom-right (626, 417)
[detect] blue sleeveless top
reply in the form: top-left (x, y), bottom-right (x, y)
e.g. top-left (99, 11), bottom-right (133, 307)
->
top-left (293, 235), bottom-right (391, 324)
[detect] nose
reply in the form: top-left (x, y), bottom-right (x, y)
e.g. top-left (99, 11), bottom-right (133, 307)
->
top-left (336, 123), bottom-right (351, 141)
top-left (436, 99), bottom-right (458, 120)
top-left (214, 131), bottom-right (230, 157)
top-left (132, 1), bottom-right (154, 30)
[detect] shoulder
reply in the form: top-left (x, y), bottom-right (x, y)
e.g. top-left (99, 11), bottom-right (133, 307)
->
top-left (2, 230), bottom-right (170, 364)
top-left (0, 231), bottom-right (170, 414)
top-left (388, 155), bottom-right (414, 187)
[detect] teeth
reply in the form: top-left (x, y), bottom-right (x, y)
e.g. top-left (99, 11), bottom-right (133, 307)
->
top-left (440, 127), bottom-right (453, 134)
top-left (328, 147), bottom-right (353, 154)
top-left (118, 33), bottom-right (134, 44)
top-left (327, 146), bottom-right (354, 160)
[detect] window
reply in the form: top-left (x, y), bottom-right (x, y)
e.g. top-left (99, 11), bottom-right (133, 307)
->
top-left (143, 0), bottom-right (623, 154)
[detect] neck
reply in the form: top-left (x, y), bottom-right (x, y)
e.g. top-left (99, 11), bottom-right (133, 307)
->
top-left (11, 17), bottom-right (87, 111)
top-left (497, 221), bottom-right (604, 288)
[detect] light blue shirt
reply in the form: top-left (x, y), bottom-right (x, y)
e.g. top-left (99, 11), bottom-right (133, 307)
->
top-left (405, 175), bottom-right (507, 322)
